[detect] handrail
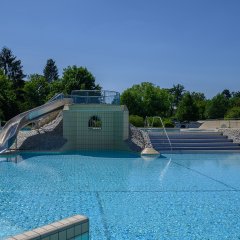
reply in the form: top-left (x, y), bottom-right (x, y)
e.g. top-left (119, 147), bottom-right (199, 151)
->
top-left (145, 116), bottom-right (173, 152)
top-left (48, 93), bottom-right (64, 102)
top-left (158, 117), bottom-right (173, 152)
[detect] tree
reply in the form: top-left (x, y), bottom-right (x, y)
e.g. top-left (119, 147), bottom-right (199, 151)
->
top-left (62, 66), bottom-right (100, 94)
top-left (0, 47), bottom-right (25, 87)
top-left (221, 89), bottom-right (232, 99)
top-left (229, 95), bottom-right (240, 108)
top-left (191, 92), bottom-right (207, 120)
top-left (23, 74), bottom-right (50, 110)
top-left (169, 84), bottom-right (185, 108)
top-left (0, 70), bottom-right (17, 120)
top-left (121, 86), bottom-right (144, 116)
top-left (205, 94), bottom-right (229, 119)
top-left (43, 59), bottom-right (59, 83)
top-left (48, 80), bottom-right (64, 99)
top-left (121, 82), bottom-right (171, 117)
top-left (225, 107), bottom-right (240, 119)
top-left (176, 92), bottom-right (199, 122)
top-left (232, 91), bottom-right (240, 98)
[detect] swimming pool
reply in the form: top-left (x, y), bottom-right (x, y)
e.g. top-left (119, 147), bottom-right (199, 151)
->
top-left (1, 152), bottom-right (240, 239)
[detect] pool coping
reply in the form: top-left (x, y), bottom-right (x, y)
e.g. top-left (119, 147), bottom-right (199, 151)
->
top-left (6, 215), bottom-right (89, 240)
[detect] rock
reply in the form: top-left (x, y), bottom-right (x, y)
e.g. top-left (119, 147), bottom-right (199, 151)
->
top-left (127, 125), bottom-right (153, 152)
top-left (141, 147), bottom-right (160, 160)
top-left (218, 128), bottom-right (240, 143)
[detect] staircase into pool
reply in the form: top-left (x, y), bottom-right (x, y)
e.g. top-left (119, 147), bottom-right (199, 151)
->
top-left (149, 131), bottom-right (240, 152)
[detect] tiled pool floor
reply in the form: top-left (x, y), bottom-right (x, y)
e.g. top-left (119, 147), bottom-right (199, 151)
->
top-left (0, 152), bottom-right (240, 239)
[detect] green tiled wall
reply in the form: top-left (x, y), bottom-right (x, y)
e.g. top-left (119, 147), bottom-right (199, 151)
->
top-left (63, 104), bottom-right (129, 150)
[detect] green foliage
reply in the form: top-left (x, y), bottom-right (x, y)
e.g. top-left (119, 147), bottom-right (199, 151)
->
top-left (145, 117), bottom-right (174, 128)
top-left (1, 46), bottom-right (240, 125)
top-left (221, 89), bottom-right (232, 99)
top-left (23, 74), bottom-right (50, 110)
top-left (62, 66), bottom-right (100, 94)
top-left (0, 70), bottom-right (17, 120)
top-left (121, 88), bottom-right (142, 116)
top-left (121, 82), bottom-right (171, 117)
top-left (129, 115), bottom-right (144, 127)
top-left (0, 47), bottom-right (25, 88)
top-left (88, 116), bottom-right (102, 128)
top-left (169, 84), bottom-right (185, 108)
top-left (0, 109), bottom-right (4, 121)
top-left (176, 92), bottom-right (199, 122)
top-left (232, 91), bottom-right (240, 98)
top-left (47, 80), bottom-right (64, 100)
top-left (191, 92), bottom-right (206, 120)
top-left (43, 59), bottom-right (59, 83)
top-left (229, 96), bottom-right (240, 108)
top-left (146, 117), bottom-right (162, 127)
top-left (225, 107), bottom-right (240, 119)
top-left (163, 119), bottom-right (175, 128)
top-left (205, 94), bottom-right (229, 119)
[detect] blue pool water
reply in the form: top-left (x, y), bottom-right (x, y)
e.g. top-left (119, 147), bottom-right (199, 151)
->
top-left (1, 152), bottom-right (240, 239)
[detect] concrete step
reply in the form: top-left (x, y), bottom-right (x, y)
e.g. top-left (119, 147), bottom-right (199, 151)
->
top-left (150, 138), bottom-right (232, 143)
top-left (152, 142), bottom-right (239, 147)
top-left (154, 146), bottom-right (240, 151)
top-left (149, 131), bottom-right (222, 136)
top-left (149, 135), bottom-right (227, 139)
top-left (148, 130), bottom-right (240, 151)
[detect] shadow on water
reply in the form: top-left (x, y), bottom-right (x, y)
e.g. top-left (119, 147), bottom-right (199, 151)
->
top-left (0, 150), bottom-right (142, 163)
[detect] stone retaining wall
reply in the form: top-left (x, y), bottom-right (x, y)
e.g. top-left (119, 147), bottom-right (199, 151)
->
top-left (218, 128), bottom-right (240, 143)
top-left (10, 114), bottom-right (66, 151)
top-left (127, 125), bottom-right (151, 152)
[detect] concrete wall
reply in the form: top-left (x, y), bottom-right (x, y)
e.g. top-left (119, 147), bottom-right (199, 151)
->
top-left (62, 104), bottom-right (129, 150)
top-left (199, 120), bottom-right (240, 129)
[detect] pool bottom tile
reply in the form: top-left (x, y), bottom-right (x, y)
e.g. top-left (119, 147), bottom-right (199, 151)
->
top-left (98, 191), bottom-right (240, 240)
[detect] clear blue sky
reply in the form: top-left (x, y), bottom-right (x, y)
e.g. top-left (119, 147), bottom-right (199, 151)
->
top-left (1, 0), bottom-right (239, 98)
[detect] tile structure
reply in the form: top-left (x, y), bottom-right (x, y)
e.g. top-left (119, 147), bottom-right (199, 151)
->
top-left (7, 215), bottom-right (89, 240)
top-left (63, 104), bottom-right (129, 150)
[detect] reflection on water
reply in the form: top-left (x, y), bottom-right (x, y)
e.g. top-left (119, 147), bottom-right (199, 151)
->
top-left (163, 153), bottom-right (240, 169)
top-left (0, 154), bottom-right (24, 163)
top-left (159, 157), bottom-right (172, 182)
top-left (1, 152), bottom-right (240, 239)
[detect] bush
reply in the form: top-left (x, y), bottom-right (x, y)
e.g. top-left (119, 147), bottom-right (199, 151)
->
top-left (163, 119), bottom-right (175, 128)
top-left (145, 117), bottom-right (175, 128)
top-left (129, 115), bottom-right (144, 127)
top-left (147, 117), bottom-right (162, 127)
top-left (225, 107), bottom-right (240, 119)
top-left (0, 109), bottom-right (4, 122)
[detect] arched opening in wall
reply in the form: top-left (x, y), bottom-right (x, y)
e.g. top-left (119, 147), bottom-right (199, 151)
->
top-left (88, 116), bottom-right (102, 129)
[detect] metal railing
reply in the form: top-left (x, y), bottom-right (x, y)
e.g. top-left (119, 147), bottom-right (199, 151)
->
top-left (145, 116), bottom-right (173, 152)
top-left (48, 93), bottom-right (65, 102)
top-left (70, 90), bottom-right (120, 105)
top-left (0, 90), bottom-right (120, 153)
top-left (47, 91), bottom-right (120, 105)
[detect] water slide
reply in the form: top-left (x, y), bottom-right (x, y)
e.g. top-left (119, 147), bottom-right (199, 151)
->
top-left (0, 94), bottom-right (72, 154)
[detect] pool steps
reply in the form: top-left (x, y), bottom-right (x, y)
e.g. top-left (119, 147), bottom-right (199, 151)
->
top-left (149, 131), bottom-right (240, 152)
